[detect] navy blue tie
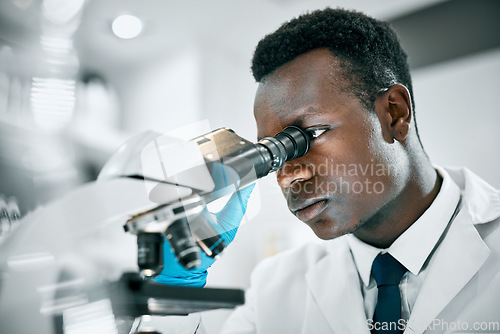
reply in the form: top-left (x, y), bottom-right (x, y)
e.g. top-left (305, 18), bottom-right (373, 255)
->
top-left (371, 253), bottom-right (407, 334)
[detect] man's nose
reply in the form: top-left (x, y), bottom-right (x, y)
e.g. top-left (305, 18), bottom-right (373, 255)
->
top-left (276, 160), bottom-right (314, 188)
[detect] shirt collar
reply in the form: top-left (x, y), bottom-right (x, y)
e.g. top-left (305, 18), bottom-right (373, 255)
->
top-left (347, 232), bottom-right (380, 287)
top-left (347, 167), bottom-right (461, 286)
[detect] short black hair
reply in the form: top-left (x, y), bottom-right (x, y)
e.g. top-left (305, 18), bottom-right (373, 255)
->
top-left (251, 8), bottom-right (415, 112)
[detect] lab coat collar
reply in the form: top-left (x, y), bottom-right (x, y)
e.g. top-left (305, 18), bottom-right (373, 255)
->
top-left (445, 166), bottom-right (500, 224)
top-left (306, 236), bottom-right (371, 334)
top-left (404, 167), bottom-right (499, 334)
top-left (404, 206), bottom-right (490, 334)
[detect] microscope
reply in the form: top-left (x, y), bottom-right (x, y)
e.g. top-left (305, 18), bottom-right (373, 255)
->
top-left (0, 126), bottom-right (311, 333)
top-left (111, 126), bottom-right (311, 277)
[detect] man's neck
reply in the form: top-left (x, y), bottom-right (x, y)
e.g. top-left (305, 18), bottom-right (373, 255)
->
top-left (353, 163), bottom-right (442, 249)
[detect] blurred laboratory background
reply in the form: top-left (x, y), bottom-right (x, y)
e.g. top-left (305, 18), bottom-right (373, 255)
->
top-left (1, 0), bottom-right (499, 332)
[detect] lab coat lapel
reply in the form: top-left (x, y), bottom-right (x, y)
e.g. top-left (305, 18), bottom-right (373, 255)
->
top-left (405, 209), bottom-right (491, 334)
top-left (305, 239), bottom-right (370, 334)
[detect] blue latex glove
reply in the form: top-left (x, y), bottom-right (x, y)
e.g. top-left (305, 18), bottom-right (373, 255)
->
top-left (153, 183), bottom-right (255, 287)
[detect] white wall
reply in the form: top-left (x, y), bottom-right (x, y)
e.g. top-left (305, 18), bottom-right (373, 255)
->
top-left (412, 48), bottom-right (500, 188)
top-left (114, 45), bottom-right (203, 135)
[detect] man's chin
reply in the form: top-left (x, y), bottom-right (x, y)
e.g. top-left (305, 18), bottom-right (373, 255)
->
top-left (308, 218), bottom-right (353, 240)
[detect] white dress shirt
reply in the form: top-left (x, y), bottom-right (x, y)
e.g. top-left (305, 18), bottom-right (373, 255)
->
top-left (347, 167), bottom-right (461, 322)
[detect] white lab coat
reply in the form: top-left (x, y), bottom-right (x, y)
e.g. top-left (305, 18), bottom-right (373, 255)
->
top-left (221, 167), bottom-right (500, 334)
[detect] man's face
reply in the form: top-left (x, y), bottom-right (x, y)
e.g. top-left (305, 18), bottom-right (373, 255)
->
top-left (254, 49), bottom-right (408, 240)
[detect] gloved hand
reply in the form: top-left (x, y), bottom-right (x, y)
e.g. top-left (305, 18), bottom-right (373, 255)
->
top-left (153, 183), bottom-right (255, 287)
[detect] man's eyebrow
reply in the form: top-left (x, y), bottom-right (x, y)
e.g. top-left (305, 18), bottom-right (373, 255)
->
top-left (290, 113), bottom-right (312, 128)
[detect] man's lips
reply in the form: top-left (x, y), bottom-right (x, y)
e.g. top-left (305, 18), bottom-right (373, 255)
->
top-left (290, 198), bottom-right (330, 222)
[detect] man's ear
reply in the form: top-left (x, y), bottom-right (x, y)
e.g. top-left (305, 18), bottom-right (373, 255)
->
top-left (374, 84), bottom-right (412, 143)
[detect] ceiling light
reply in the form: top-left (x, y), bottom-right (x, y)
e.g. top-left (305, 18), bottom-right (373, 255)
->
top-left (112, 14), bottom-right (143, 39)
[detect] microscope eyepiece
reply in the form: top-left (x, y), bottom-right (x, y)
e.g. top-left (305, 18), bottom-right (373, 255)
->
top-left (257, 125), bottom-right (310, 172)
top-left (273, 125), bottom-right (310, 160)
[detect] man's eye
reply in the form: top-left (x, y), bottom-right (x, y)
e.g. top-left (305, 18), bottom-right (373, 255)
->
top-left (305, 125), bottom-right (331, 139)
